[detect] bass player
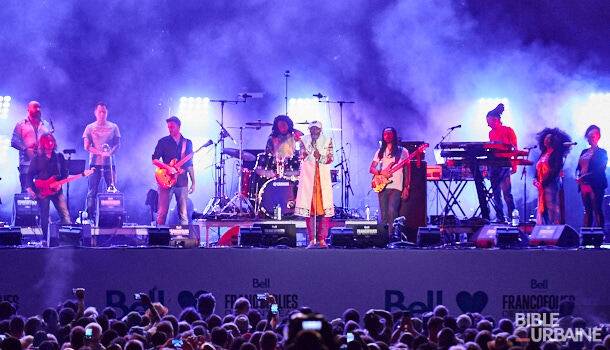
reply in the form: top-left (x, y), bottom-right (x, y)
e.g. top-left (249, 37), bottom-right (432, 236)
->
top-left (26, 133), bottom-right (72, 236)
top-left (152, 116), bottom-right (195, 225)
top-left (369, 127), bottom-right (410, 238)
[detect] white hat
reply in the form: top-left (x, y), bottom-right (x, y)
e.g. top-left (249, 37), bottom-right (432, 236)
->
top-left (308, 121), bottom-right (322, 129)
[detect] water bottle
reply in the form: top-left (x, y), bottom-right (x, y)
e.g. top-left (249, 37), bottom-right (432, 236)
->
top-left (511, 209), bottom-right (520, 227)
top-left (365, 205), bottom-right (371, 221)
top-left (274, 205), bottom-right (282, 220)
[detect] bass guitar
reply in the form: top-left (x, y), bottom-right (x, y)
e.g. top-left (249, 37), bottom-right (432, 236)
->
top-left (34, 168), bottom-right (95, 198)
top-left (371, 143), bottom-right (429, 193)
top-left (155, 140), bottom-right (213, 189)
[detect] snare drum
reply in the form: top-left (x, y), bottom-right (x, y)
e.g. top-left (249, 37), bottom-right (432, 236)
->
top-left (257, 178), bottom-right (298, 218)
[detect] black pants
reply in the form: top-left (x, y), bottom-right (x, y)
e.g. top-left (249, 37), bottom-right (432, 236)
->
top-left (378, 188), bottom-right (401, 237)
top-left (581, 187), bottom-right (605, 227)
top-left (86, 166), bottom-right (115, 217)
top-left (472, 164), bottom-right (490, 220)
top-left (489, 167), bottom-right (515, 222)
top-left (18, 165), bottom-right (29, 193)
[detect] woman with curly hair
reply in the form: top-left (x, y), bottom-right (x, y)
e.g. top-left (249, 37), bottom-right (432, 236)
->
top-left (576, 125), bottom-right (608, 227)
top-left (533, 128), bottom-right (572, 224)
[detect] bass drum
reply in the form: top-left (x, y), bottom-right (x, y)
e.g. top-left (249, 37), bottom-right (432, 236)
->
top-left (258, 178), bottom-right (298, 218)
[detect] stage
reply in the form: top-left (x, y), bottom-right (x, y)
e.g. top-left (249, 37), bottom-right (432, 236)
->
top-left (1, 246), bottom-right (609, 323)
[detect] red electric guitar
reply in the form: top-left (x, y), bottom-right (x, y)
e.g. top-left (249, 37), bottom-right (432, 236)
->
top-left (371, 143), bottom-right (429, 193)
top-left (34, 168), bottom-right (95, 198)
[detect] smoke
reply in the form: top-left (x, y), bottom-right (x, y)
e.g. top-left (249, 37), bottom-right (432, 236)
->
top-left (0, 1), bottom-right (608, 224)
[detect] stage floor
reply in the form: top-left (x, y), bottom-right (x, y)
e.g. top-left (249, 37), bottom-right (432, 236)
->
top-left (1, 246), bottom-right (610, 323)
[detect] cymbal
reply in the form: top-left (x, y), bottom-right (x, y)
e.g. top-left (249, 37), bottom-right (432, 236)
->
top-left (223, 148), bottom-right (256, 162)
top-left (245, 121), bottom-right (272, 127)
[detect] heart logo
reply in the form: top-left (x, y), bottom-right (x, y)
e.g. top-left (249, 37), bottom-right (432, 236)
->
top-left (456, 291), bottom-right (488, 313)
top-left (177, 290), bottom-right (207, 309)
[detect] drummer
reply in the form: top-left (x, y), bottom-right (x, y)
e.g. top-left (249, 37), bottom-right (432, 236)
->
top-left (265, 115), bottom-right (303, 160)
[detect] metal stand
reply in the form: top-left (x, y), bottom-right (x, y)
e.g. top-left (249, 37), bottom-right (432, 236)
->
top-left (317, 98), bottom-right (355, 216)
top-left (102, 143), bottom-right (118, 193)
top-left (284, 70), bottom-right (290, 115)
top-left (220, 126), bottom-right (255, 216)
top-left (202, 97), bottom-right (246, 217)
top-left (521, 146), bottom-right (535, 222)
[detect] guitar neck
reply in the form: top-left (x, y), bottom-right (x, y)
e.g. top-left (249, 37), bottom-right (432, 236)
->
top-left (53, 173), bottom-right (85, 187)
top-left (173, 144), bottom-right (206, 168)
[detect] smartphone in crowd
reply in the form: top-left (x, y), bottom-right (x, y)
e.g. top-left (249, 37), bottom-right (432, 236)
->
top-left (134, 293), bottom-right (141, 300)
top-left (346, 332), bottom-right (355, 342)
top-left (85, 328), bottom-right (93, 340)
top-left (302, 320), bottom-right (322, 331)
top-left (172, 339), bottom-right (184, 348)
top-left (270, 303), bottom-right (279, 315)
top-left (256, 293), bottom-right (267, 300)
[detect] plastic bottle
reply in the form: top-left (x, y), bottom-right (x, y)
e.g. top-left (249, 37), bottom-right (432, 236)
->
top-left (511, 209), bottom-right (520, 227)
top-left (365, 205), bottom-right (371, 221)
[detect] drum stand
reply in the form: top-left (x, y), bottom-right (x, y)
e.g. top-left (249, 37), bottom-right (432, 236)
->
top-left (202, 98), bottom-right (246, 217)
top-left (220, 126), bottom-right (255, 217)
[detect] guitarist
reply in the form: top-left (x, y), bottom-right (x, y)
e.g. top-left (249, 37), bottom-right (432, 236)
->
top-left (152, 116), bottom-right (195, 225)
top-left (369, 127), bottom-right (410, 237)
top-left (26, 133), bottom-right (71, 235)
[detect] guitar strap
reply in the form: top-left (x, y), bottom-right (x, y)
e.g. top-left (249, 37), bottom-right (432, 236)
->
top-left (180, 137), bottom-right (187, 160)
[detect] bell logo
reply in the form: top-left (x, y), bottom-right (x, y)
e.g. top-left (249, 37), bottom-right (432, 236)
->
top-left (253, 278), bottom-right (270, 289)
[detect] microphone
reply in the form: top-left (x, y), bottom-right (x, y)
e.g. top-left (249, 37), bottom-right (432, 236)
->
top-left (448, 124), bottom-right (461, 131)
top-left (563, 142), bottom-right (578, 146)
top-left (48, 118), bottom-right (55, 133)
top-left (203, 139), bottom-right (213, 147)
top-left (240, 93), bottom-right (252, 99)
top-left (284, 70), bottom-right (290, 77)
top-left (313, 93), bottom-right (325, 99)
top-left (524, 145), bottom-right (538, 150)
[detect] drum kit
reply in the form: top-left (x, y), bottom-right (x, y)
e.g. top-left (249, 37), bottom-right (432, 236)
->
top-left (208, 119), bottom-right (342, 219)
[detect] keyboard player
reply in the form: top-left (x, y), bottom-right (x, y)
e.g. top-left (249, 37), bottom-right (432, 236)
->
top-left (483, 103), bottom-right (517, 222)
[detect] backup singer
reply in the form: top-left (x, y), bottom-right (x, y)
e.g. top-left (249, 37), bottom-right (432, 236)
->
top-left (83, 102), bottom-right (121, 218)
top-left (295, 121), bottom-right (334, 247)
top-left (576, 125), bottom-right (608, 227)
top-left (11, 101), bottom-right (52, 192)
top-left (369, 127), bottom-right (410, 237)
top-left (26, 133), bottom-right (71, 235)
top-left (265, 115), bottom-right (303, 159)
top-left (152, 116), bottom-right (195, 225)
top-left (534, 128), bottom-right (571, 225)
top-left (485, 103), bottom-right (517, 222)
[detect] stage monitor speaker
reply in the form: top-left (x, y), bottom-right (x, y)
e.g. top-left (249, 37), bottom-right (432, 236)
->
top-left (148, 227), bottom-right (171, 246)
top-left (12, 193), bottom-right (39, 227)
top-left (249, 223), bottom-right (296, 247)
top-left (330, 221), bottom-right (388, 248)
top-left (0, 227), bottom-right (22, 246)
top-left (96, 193), bottom-right (124, 228)
top-left (580, 227), bottom-right (605, 247)
top-left (238, 226), bottom-right (264, 247)
top-left (417, 226), bottom-right (442, 247)
top-left (529, 225), bottom-right (579, 247)
top-left (58, 225), bottom-right (84, 246)
top-left (398, 160), bottom-right (427, 243)
top-left (495, 226), bottom-right (522, 248)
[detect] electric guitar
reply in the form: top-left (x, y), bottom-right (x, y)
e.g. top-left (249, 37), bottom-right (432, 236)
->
top-left (371, 143), bottom-right (429, 193)
top-left (34, 168), bottom-right (95, 198)
top-left (155, 140), bottom-right (213, 189)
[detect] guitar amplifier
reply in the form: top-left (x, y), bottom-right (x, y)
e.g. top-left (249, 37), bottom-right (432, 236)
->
top-left (12, 193), bottom-right (39, 227)
top-left (96, 193), bottom-right (124, 228)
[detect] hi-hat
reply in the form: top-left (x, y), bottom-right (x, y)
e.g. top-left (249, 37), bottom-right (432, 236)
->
top-left (223, 148), bottom-right (256, 162)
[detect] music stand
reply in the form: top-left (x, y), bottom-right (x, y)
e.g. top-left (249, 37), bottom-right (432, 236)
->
top-left (65, 159), bottom-right (86, 211)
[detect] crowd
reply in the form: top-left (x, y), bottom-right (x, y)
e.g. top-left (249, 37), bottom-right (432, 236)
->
top-left (0, 289), bottom-right (608, 350)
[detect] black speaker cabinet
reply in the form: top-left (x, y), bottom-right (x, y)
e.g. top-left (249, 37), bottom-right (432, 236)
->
top-left (398, 160), bottom-right (427, 243)
top-left (529, 225), bottom-right (579, 247)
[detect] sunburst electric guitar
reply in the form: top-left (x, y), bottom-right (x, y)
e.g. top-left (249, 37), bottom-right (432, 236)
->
top-left (155, 140), bottom-right (213, 189)
top-left (371, 143), bottom-right (429, 193)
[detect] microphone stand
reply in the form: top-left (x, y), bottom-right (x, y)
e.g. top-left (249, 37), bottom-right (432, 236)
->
top-left (203, 97), bottom-right (246, 216)
top-left (317, 98), bottom-right (355, 215)
top-left (284, 70), bottom-right (290, 115)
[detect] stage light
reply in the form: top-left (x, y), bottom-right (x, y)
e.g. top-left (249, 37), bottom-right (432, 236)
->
top-left (0, 95), bottom-right (10, 119)
top-left (287, 97), bottom-right (330, 128)
top-left (570, 92), bottom-right (610, 153)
